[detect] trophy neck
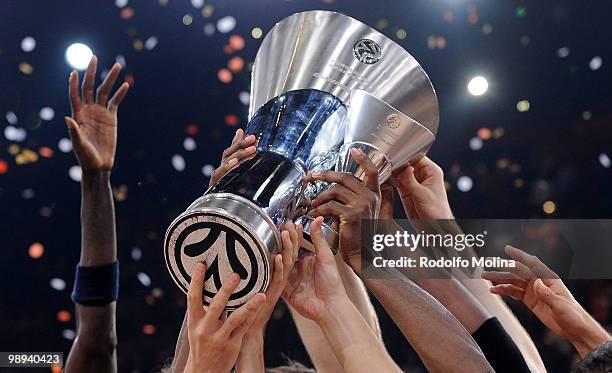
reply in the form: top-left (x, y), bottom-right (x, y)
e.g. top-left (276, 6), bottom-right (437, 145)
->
top-left (337, 142), bottom-right (392, 184)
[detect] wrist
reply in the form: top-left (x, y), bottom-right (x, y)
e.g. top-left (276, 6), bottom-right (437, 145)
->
top-left (316, 296), bottom-right (354, 328)
top-left (81, 169), bottom-right (111, 181)
top-left (570, 321), bottom-right (611, 358)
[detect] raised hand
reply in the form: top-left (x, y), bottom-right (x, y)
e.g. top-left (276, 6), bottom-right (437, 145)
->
top-left (391, 156), bottom-right (453, 220)
top-left (482, 245), bottom-right (611, 357)
top-left (65, 56), bottom-right (129, 172)
top-left (185, 263), bottom-right (266, 373)
top-left (282, 217), bottom-right (347, 322)
top-left (209, 129), bottom-right (257, 187)
top-left (307, 148), bottom-right (381, 272)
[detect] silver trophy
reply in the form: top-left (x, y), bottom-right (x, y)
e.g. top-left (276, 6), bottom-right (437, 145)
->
top-left (164, 10), bottom-right (439, 310)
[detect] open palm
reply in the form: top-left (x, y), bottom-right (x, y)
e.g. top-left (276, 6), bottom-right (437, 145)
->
top-left (66, 56), bottom-right (129, 171)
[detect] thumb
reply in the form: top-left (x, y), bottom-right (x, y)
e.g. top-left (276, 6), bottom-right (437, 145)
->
top-left (535, 279), bottom-right (565, 310)
top-left (392, 165), bottom-right (427, 198)
top-left (310, 217), bottom-right (334, 262)
top-left (64, 117), bottom-right (82, 143)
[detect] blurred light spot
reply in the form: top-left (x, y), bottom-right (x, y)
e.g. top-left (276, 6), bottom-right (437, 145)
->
top-left (490, 128), bottom-right (504, 140)
top-left (21, 37), bottom-right (36, 52)
top-left (482, 24), bottom-right (493, 34)
top-left (202, 4), bottom-right (214, 17)
top-left (115, 0), bottom-right (128, 7)
top-left (396, 29), bottom-right (407, 40)
top-left (497, 158), bottom-right (510, 169)
top-left (50, 278), bottom-right (66, 291)
top-left (115, 54), bottom-right (126, 68)
top-left (238, 91), bottom-right (250, 105)
top-left (217, 16), bottom-right (236, 33)
top-left (225, 114), bottom-right (239, 126)
top-left (191, 0), bottom-right (204, 7)
top-left (19, 62), bottom-right (33, 74)
top-left (40, 206), bottom-right (53, 217)
top-left (543, 200), bottom-right (556, 214)
top-left (66, 43), bottom-right (93, 70)
top-left (204, 23), bottom-right (215, 36)
top-left (69, 165), bottom-right (82, 182)
top-left (0, 160), bottom-right (8, 174)
top-left (514, 178), bottom-right (524, 188)
top-left (143, 324), bottom-right (156, 335)
top-left (477, 127), bottom-right (491, 140)
top-left (62, 329), bottom-right (76, 340)
top-left (113, 184), bottom-right (128, 201)
top-left (159, 0), bottom-right (168, 5)
top-left (375, 19), bottom-right (388, 29)
top-left (556, 47), bottom-right (570, 58)
top-left (228, 56), bottom-right (244, 73)
top-left (436, 36), bottom-right (446, 49)
top-left (229, 35), bottom-right (245, 51)
top-left (251, 27), bottom-right (263, 39)
top-left (6, 111), bottom-right (18, 124)
top-left (152, 287), bottom-right (164, 298)
top-left (4, 126), bottom-right (27, 142)
top-left (182, 14), bottom-right (193, 26)
top-left (172, 154), bottom-right (185, 171)
top-left (145, 36), bottom-right (158, 50)
top-left (520, 35), bottom-right (530, 46)
top-left (516, 100), bottom-right (530, 112)
top-left (468, 13), bottom-right (479, 24)
top-left (120, 7), bottom-right (134, 19)
top-left (582, 111), bottom-right (592, 120)
top-left (29, 242), bottom-right (44, 259)
top-left (8, 144), bottom-right (20, 155)
top-left (599, 153), bottom-right (611, 168)
top-left (131, 247), bottom-right (142, 261)
top-left (469, 137), bottom-right (483, 150)
top-left (137, 272), bottom-right (151, 286)
top-left (133, 39), bottom-right (144, 51)
top-left (58, 138), bottom-right (72, 153)
top-left (515, 6), bottom-right (527, 17)
top-left (183, 137), bottom-right (197, 151)
top-left (57, 310), bottom-right (71, 322)
top-left (202, 164), bottom-right (215, 176)
top-left (589, 56), bottom-right (602, 70)
top-left (217, 68), bottom-right (232, 83)
top-left (457, 176), bottom-right (473, 192)
top-left (40, 107), bottom-right (55, 121)
top-left (468, 76), bottom-right (488, 96)
top-left (22, 188), bottom-right (35, 199)
top-left (38, 146), bottom-right (53, 159)
top-left (443, 11), bottom-right (454, 22)
top-left (186, 124), bottom-right (199, 135)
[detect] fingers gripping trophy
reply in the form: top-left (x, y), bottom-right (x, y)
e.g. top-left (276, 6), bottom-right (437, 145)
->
top-left (164, 10), bottom-right (440, 310)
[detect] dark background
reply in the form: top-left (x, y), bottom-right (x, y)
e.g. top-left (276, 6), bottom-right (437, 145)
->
top-left (0, 0), bottom-right (611, 371)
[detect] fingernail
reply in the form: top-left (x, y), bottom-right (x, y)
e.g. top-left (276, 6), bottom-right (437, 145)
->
top-left (245, 134), bottom-right (255, 141)
top-left (253, 293), bottom-right (266, 305)
top-left (231, 273), bottom-right (240, 284)
top-left (228, 158), bottom-right (238, 165)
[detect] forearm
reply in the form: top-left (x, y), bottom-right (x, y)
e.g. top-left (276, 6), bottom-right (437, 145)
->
top-left (362, 268), bottom-right (492, 373)
top-left (235, 331), bottom-right (265, 373)
top-left (79, 170), bottom-right (117, 265)
top-left (317, 298), bottom-right (400, 373)
top-left (66, 170), bottom-right (118, 373)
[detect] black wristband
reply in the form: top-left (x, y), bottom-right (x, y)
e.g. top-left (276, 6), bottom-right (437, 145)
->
top-left (71, 261), bottom-right (119, 306)
top-left (472, 317), bottom-right (530, 373)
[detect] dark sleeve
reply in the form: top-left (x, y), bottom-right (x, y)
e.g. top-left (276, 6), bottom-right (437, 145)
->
top-left (572, 340), bottom-right (612, 373)
top-left (471, 317), bottom-right (531, 373)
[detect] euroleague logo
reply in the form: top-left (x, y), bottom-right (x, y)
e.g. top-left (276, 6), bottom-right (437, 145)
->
top-left (165, 212), bottom-right (269, 310)
top-left (353, 39), bottom-right (382, 64)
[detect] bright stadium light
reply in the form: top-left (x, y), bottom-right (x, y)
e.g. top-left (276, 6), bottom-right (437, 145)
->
top-left (467, 76), bottom-right (489, 96)
top-left (65, 43), bottom-right (93, 70)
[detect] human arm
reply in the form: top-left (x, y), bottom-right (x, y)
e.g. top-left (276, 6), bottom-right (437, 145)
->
top-left (235, 222), bottom-right (301, 373)
top-left (483, 245), bottom-right (611, 358)
top-left (64, 56), bottom-right (129, 373)
top-left (283, 217), bottom-right (401, 373)
top-left (392, 156), bottom-right (547, 373)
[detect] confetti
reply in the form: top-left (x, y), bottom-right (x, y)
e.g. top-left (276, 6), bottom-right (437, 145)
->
top-left (171, 154), bottom-right (185, 171)
top-left (50, 278), bottom-right (66, 291)
top-left (5, 111), bottom-right (18, 124)
top-left (58, 138), bottom-right (72, 153)
top-left (145, 36), bottom-right (158, 50)
top-left (202, 164), bottom-right (215, 176)
top-left (21, 36), bottom-right (36, 52)
top-left (39, 106), bottom-right (55, 121)
top-left (599, 153), bottom-right (611, 168)
top-left (457, 176), bottom-right (473, 192)
top-left (516, 100), bottom-right (530, 112)
top-left (251, 27), bottom-right (263, 39)
top-left (556, 47), bottom-right (570, 58)
top-left (217, 16), bottom-right (236, 34)
top-left (137, 272), bottom-right (152, 286)
top-left (469, 137), bottom-right (483, 150)
top-left (28, 242), bottom-right (44, 259)
top-left (183, 137), bottom-right (197, 151)
top-left (69, 165), bottom-right (82, 182)
top-left (589, 56), bottom-right (602, 70)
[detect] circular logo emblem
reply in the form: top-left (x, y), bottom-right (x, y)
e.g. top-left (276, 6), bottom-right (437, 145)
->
top-left (386, 114), bottom-right (401, 129)
top-left (164, 212), bottom-right (269, 310)
top-left (353, 39), bottom-right (382, 64)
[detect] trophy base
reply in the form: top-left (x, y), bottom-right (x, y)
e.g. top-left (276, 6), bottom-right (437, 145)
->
top-left (164, 193), bottom-right (279, 310)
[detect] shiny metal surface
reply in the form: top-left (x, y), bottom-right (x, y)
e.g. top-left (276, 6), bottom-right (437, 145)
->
top-left (250, 10), bottom-right (439, 133)
top-left (337, 89), bottom-right (436, 183)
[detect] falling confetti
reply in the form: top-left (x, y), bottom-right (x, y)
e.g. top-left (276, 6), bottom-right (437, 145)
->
top-left (217, 16), bottom-right (236, 33)
top-left (171, 154), bottom-right (185, 171)
top-left (21, 36), bottom-right (36, 52)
